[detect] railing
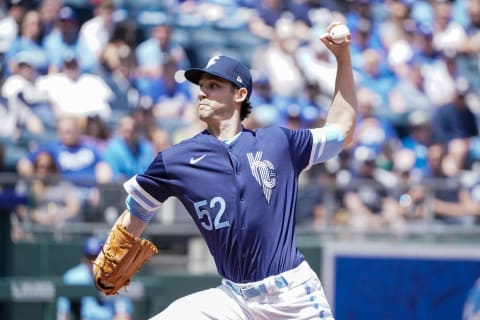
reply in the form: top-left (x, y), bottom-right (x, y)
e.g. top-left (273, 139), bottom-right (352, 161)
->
top-left (1, 172), bottom-right (480, 242)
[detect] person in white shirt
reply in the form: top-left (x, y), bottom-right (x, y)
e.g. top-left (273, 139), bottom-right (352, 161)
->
top-left (78, 0), bottom-right (115, 62)
top-left (0, 0), bottom-right (27, 55)
top-left (36, 53), bottom-right (114, 120)
top-left (1, 51), bottom-right (50, 137)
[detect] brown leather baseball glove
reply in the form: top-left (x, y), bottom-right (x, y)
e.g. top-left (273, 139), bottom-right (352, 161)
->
top-left (92, 223), bottom-right (158, 295)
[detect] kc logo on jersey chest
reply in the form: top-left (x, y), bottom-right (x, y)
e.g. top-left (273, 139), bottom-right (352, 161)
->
top-left (246, 152), bottom-right (277, 203)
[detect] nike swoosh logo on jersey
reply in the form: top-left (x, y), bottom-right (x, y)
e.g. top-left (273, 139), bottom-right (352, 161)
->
top-left (189, 154), bottom-right (207, 164)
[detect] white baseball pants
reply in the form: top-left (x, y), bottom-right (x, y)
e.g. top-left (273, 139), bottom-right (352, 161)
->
top-left (149, 261), bottom-right (334, 319)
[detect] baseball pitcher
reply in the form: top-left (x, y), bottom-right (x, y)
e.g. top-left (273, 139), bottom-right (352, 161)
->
top-left (92, 22), bottom-right (356, 319)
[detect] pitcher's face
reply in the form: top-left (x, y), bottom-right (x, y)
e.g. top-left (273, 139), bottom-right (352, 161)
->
top-left (197, 75), bottom-right (237, 122)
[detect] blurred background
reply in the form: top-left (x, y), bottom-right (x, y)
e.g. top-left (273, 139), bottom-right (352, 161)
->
top-left (1, 0), bottom-right (480, 319)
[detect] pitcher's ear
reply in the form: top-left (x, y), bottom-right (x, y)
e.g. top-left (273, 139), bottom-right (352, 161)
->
top-left (234, 87), bottom-right (248, 103)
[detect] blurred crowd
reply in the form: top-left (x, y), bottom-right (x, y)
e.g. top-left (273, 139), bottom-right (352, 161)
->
top-left (1, 0), bottom-right (480, 239)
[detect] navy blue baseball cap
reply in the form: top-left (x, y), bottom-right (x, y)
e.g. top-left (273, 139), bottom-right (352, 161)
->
top-left (59, 6), bottom-right (77, 21)
top-left (184, 55), bottom-right (252, 100)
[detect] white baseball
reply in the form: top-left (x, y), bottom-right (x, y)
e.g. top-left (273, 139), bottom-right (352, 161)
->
top-left (329, 24), bottom-right (350, 44)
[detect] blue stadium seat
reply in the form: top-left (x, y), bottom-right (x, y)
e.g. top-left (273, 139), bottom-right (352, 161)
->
top-left (124, 0), bottom-right (166, 11)
top-left (190, 27), bottom-right (230, 49)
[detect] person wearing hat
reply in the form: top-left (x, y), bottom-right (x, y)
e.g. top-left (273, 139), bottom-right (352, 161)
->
top-left (78, 0), bottom-right (116, 60)
top-left (4, 9), bottom-right (49, 76)
top-left (64, 236), bottom-right (104, 284)
top-left (401, 110), bottom-right (433, 174)
top-left (1, 49), bottom-right (52, 136)
top-left (43, 6), bottom-right (96, 73)
top-left (93, 21), bottom-right (357, 319)
top-left (343, 145), bottom-right (403, 230)
top-left (135, 18), bottom-right (190, 79)
top-left (58, 236), bottom-right (134, 320)
top-left (431, 76), bottom-right (478, 170)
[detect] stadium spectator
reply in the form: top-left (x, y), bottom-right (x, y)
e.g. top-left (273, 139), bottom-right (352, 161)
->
top-left (16, 116), bottom-right (112, 209)
top-left (98, 19), bottom-right (139, 115)
top-left (27, 150), bottom-right (81, 226)
top-left (295, 80), bottom-right (328, 128)
top-left (423, 143), bottom-right (479, 225)
top-left (306, 155), bottom-right (351, 230)
top-left (468, 136), bottom-right (480, 171)
top-left (38, 0), bottom-right (62, 37)
top-left (371, 0), bottom-right (414, 81)
top-left (343, 146), bottom-right (401, 231)
top-left (348, 18), bottom-right (384, 71)
top-left (135, 20), bottom-right (190, 78)
top-left (148, 127), bottom-right (171, 154)
top-left (379, 0), bottom-right (415, 53)
top-left (130, 103), bottom-right (157, 139)
top-left (142, 56), bottom-right (193, 133)
top-left (57, 236), bottom-right (133, 320)
top-left (386, 20), bottom-right (418, 79)
top-left (251, 17), bottom-right (304, 99)
top-left (243, 73), bottom-right (290, 129)
top-left (279, 81), bottom-right (328, 130)
top-left (248, 0), bottom-right (312, 41)
top-left (412, 21), bottom-right (441, 65)
top-left (1, 50), bottom-right (54, 143)
top-left (463, 166), bottom-right (480, 220)
top-left (346, 0), bottom-right (385, 68)
top-left (345, 0), bottom-right (379, 35)
top-left (10, 150), bottom-right (80, 241)
top-left (0, 96), bottom-right (34, 171)
top-left (36, 53), bottom-right (114, 120)
top-left (3, 138), bottom-right (31, 241)
top-left (431, 0), bottom-right (467, 54)
top-left (387, 59), bottom-right (434, 128)
top-left (170, 104), bottom-right (206, 145)
top-left (0, 0), bottom-right (29, 57)
top-left (401, 110), bottom-right (433, 174)
top-left (42, 5), bottom-right (97, 73)
top-left (278, 103), bottom-right (302, 130)
top-left (4, 9), bottom-right (49, 76)
top-left (296, 26), bottom-right (338, 99)
top-left (352, 86), bottom-right (399, 157)
top-left (355, 48), bottom-right (397, 105)
top-left (457, 0), bottom-right (480, 94)
top-left (103, 115), bottom-right (154, 182)
top-left (81, 115), bottom-right (110, 153)
top-left (78, 0), bottom-right (116, 63)
top-left (390, 148), bottom-right (426, 225)
top-left (0, 143), bottom-right (4, 171)
top-left (412, 3), bottom-right (469, 108)
top-left (431, 77), bottom-right (478, 169)
top-left (414, 24), bottom-right (457, 108)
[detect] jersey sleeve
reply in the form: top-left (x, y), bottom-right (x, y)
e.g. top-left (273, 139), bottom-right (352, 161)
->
top-left (123, 152), bottom-right (172, 212)
top-left (280, 127), bottom-right (314, 173)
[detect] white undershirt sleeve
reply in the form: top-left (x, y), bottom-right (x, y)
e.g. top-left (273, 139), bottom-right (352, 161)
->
top-left (308, 124), bottom-right (345, 164)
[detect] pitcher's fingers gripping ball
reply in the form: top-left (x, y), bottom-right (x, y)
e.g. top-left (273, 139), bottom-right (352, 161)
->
top-left (93, 223), bottom-right (158, 295)
top-left (328, 23), bottom-right (351, 45)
